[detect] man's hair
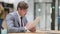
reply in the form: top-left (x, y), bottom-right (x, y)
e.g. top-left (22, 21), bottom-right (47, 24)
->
top-left (17, 1), bottom-right (28, 10)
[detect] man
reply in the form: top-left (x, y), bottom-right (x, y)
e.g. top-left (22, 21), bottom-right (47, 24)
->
top-left (6, 1), bottom-right (36, 33)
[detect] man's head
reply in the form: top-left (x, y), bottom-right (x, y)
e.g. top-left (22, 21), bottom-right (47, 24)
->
top-left (17, 1), bottom-right (28, 17)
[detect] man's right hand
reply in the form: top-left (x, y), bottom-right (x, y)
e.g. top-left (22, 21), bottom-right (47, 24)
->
top-left (25, 22), bottom-right (35, 30)
top-left (25, 22), bottom-right (36, 32)
top-left (25, 16), bottom-right (40, 31)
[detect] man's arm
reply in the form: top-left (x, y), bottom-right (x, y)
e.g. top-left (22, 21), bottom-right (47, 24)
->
top-left (6, 14), bottom-right (26, 33)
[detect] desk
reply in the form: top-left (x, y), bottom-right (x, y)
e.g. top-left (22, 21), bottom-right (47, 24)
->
top-left (8, 30), bottom-right (48, 34)
top-left (8, 32), bottom-right (47, 34)
top-left (8, 30), bottom-right (60, 34)
top-left (49, 30), bottom-right (60, 34)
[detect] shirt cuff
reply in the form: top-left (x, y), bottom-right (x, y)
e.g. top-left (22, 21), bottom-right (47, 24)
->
top-left (24, 27), bottom-right (27, 30)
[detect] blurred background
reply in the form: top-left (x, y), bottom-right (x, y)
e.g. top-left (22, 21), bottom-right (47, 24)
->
top-left (0, 0), bottom-right (60, 33)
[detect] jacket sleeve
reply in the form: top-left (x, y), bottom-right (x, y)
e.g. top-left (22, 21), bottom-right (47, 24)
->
top-left (6, 14), bottom-right (27, 33)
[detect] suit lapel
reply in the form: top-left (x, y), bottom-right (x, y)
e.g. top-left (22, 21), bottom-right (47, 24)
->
top-left (14, 11), bottom-right (20, 27)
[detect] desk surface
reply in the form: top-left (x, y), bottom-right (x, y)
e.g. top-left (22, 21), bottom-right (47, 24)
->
top-left (8, 32), bottom-right (46, 34)
top-left (8, 30), bottom-right (48, 34)
top-left (8, 30), bottom-right (60, 34)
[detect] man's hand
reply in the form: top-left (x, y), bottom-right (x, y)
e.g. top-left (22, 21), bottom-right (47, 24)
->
top-left (26, 16), bottom-right (40, 29)
top-left (26, 22), bottom-right (35, 30)
top-left (25, 16), bottom-right (41, 32)
top-left (29, 27), bottom-right (36, 32)
top-left (26, 22), bottom-right (36, 32)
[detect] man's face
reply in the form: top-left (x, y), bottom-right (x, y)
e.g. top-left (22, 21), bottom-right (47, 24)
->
top-left (18, 8), bottom-right (28, 17)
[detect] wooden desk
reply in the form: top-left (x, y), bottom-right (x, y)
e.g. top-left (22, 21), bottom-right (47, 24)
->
top-left (8, 30), bottom-right (60, 34)
top-left (49, 30), bottom-right (60, 34)
top-left (8, 30), bottom-right (48, 34)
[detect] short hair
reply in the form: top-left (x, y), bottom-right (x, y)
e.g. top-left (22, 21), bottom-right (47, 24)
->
top-left (17, 1), bottom-right (28, 10)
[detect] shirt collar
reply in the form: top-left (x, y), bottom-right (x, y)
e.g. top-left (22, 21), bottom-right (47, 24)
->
top-left (16, 11), bottom-right (21, 18)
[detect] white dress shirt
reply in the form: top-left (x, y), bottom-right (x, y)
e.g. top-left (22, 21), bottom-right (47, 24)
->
top-left (16, 11), bottom-right (27, 30)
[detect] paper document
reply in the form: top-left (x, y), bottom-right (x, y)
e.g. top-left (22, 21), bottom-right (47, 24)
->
top-left (26, 16), bottom-right (41, 28)
top-left (26, 16), bottom-right (40, 28)
top-left (33, 16), bottom-right (40, 26)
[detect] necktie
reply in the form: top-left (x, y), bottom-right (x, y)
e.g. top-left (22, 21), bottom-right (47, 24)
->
top-left (20, 17), bottom-right (23, 27)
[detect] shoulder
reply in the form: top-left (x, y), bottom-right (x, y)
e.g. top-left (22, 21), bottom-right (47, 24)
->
top-left (10, 11), bottom-right (16, 15)
top-left (7, 11), bottom-right (17, 16)
top-left (6, 11), bottom-right (17, 18)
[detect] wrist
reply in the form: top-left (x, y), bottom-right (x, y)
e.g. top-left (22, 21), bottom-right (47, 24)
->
top-left (24, 27), bottom-right (27, 30)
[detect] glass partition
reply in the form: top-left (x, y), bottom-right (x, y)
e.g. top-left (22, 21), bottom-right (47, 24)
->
top-left (34, 2), bottom-right (52, 30)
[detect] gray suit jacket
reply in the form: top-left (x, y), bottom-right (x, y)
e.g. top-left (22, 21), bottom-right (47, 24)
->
top-left (6, 11), bottom-right (27, 33)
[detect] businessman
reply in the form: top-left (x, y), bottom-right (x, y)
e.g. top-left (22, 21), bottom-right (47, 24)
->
top-left (6, 1), bottom-right (36, 33)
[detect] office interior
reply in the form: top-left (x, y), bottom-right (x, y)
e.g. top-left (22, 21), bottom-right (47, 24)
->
top-left (0, 0), bottom-right (60, 34)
